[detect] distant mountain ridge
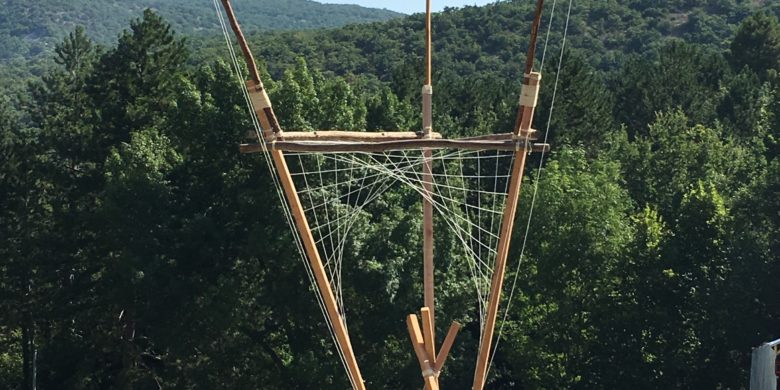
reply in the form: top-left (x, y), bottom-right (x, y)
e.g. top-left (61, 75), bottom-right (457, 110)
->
top-left (0, 0), bottom-right (402, 61)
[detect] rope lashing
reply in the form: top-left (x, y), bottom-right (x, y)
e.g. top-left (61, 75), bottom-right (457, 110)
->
top-left (246, 80), bottom-right (273, 110)
top-left (518, 72), bottom-right (542, 108)
top-left (422, 84), bottom-right (434, 137)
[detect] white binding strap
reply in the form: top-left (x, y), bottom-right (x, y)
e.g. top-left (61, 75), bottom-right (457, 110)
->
top-left (422, 368), bottom-right (436, 378)
top-left (422, 84), bottom-right (433, 136)
top-left (246, 80), bottom-right (272, 110)
top-left (519, 72), bottom-right (542, 108)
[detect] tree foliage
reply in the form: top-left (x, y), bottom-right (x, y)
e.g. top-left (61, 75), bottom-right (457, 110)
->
top-left (1, 5), bottom-right (779, 390)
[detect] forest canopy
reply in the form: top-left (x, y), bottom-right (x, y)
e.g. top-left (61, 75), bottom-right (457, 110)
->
top-left (1, 1), bottom-right (779, 389)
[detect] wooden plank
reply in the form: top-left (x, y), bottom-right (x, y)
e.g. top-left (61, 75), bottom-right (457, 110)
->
top-left (406, 314), bottom-right (438, 390)
top-left (421, 307), bottom-right (436, 366)
top-left (461, 131), bottom-right (538, 141)
top-left (434, 321), bottom-right (461, 372)
top-left (424, 370), bottom-right (438, 390)
top-left (241, 140), bottom-right (551, 154)
top-left (269, 130), bottom-right (442, 142)
top-left (407, 314), bottom-right (425, 346)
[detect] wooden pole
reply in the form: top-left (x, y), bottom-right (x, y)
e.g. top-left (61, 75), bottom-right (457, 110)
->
top-left (472, 1), bottom-right (545, 389)
top-left (434, 322), bottom-right (461, 372)
top-left (470, 150), bottom-right (528, 390)
top-left (425, 0), bottom-right (432, 86)
top-left (421, 0), bottom-right (436, 369)
top-left (219, 1), bottom-right (365, 389)
top-left (240, 139), bottom-right (550, 154)
top-left (223, 0), bottom-right (282, 136)
top-left (422, 146), bottom-right (434, 323)
top-left (260, 130), bottom-right (535, 143)
top-left (269, 130), bottom-right (442, 142)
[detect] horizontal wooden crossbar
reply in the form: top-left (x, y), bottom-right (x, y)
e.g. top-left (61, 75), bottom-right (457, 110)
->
top-left (246, 130), bottom-right (538, 143)
top-left (240, 139), bottom-right (550, 154)
top-left (459, 130), bottom-right (538, 141)
top-left (269, 130), bottom-right (442, 142)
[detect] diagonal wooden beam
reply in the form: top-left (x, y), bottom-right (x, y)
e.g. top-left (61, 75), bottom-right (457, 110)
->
top-left (219, 1), bottom-right (365, 389)
top-left (434, 321), bottom-right (461, 373)
top-left (407, 314), bottom-right (439, 390)
top-left (472, 1), bottom-right (546, 389)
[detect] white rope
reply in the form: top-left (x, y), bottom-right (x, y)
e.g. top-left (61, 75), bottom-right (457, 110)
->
top-left (214, 2), bottom-right (569, 387)
top-left (211, 2), bottom-right (357, 388)
top-left (283, 146), bottom-right (524, 390)
top-left (489, 0), bottom-right (574, 371)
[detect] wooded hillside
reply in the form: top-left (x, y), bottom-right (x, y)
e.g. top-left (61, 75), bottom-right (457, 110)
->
top-left (1, 1), bottom-right (779, 389)
top-left (0, 0), bottom-right (401, 61)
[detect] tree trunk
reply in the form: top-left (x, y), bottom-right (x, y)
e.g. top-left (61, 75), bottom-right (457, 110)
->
top-left (21, 316), bottom-right (36, 390)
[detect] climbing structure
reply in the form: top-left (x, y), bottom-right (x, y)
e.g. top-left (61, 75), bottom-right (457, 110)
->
top-left (213, 0), bottom-right (552, 389)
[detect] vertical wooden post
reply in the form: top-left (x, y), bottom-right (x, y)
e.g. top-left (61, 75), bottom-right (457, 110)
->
top-left (471, 1), bottom-right (545, 389)
top-left (421, 307), bottom-right (436, 366)
top-left (422, 148), bottom-right (434, 319)
top-left (219, 1), bottom-right (365, 389)
top-left (425, 0), bottom-right (432, 87)
top-left (421, 0), bottom-right (436, 361)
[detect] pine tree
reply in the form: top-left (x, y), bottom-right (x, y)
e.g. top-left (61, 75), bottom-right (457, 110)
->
top-left (729, 12), bottom-right (780, 81)
top-left (29, 26), bottom-right (99, 168)
top-left (615, 41), bottom-right (726, 135)
top-left (536, 52), bottom-right (614, 150)
top-left (89, 9), bottom-right (187, 148)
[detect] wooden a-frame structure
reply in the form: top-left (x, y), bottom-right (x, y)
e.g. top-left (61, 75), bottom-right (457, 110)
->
top-left (218, 1), bottom-right (548, 389)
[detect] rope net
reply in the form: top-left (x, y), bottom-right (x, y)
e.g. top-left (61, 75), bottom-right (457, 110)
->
top-left (212, 0), bottom-right (574, 385)
top-left (287, 149), bottom-right (516, 335)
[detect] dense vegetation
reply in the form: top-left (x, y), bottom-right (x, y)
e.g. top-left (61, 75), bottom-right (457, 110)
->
top-left (2, 0), bottom-right (780, 389)
top-left (0, 0), bottom-right (401, 84)
top-left (189, 0), bottom-right (780, 79)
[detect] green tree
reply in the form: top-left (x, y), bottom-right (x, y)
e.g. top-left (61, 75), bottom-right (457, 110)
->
top-left (499, 148), bottom-right (634, 388)
top-left (317, 77), bottom-right (366, 130)
top-left (729, 12), bottom-right (780, 81)
top-left (0, 97), bottom-right (52, 390)
top-left (616, 110), bottom-right (758, 216)
top-left (273, 68), bottom-right (314, 130)
top-left (614, 41), bottom-right (727, 134)
top-left (658, 182), bottom-right (736, 388)
top-left (89, 9), bottom-right (187, 149)
top-left (536, 52), bottom-right (614, 150)
top-left (365, 86), bottom-right (406, 130)
top-left (717, 68), bottom-right (773, 140)
top-left (730, 159), bottom-right (780, 352)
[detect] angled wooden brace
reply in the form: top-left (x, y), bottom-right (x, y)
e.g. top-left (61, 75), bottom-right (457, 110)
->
top-left (472, 0), bottom-right (546, 389)
top-left (219, 1), bottom-right (366, 389)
